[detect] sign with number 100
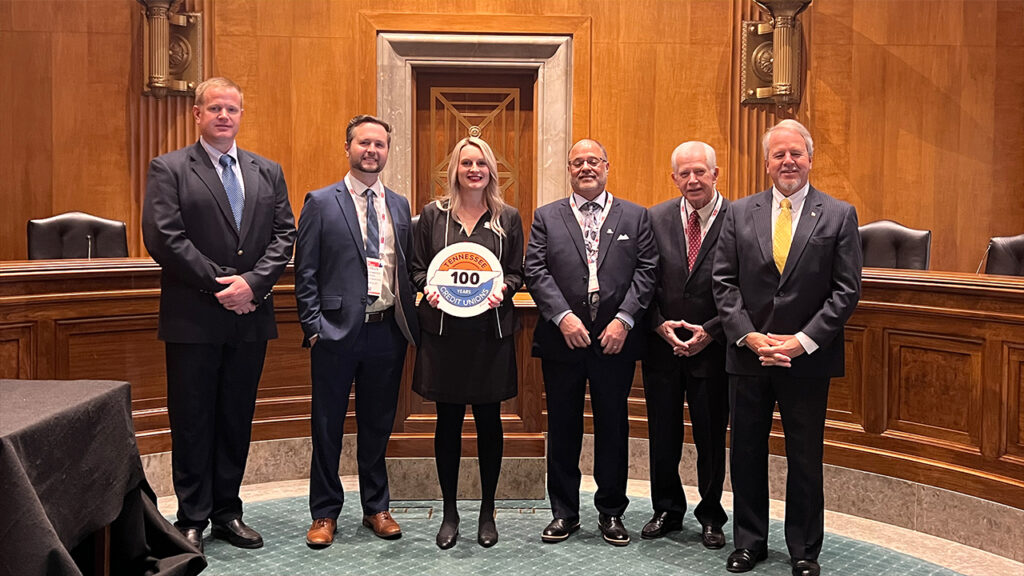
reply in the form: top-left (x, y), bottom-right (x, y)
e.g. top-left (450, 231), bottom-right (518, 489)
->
top-left (425, 242), bottom-right (504, 318)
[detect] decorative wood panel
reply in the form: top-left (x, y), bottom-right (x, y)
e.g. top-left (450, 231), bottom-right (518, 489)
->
top-left (0, 323), bottom-right (34, 379)
top-left (884, 331), bottom-right (983, 451)
top-left (1005, 344), bottom-right (1024, 461)
top-left (827, 326), bottom-right (866, 428)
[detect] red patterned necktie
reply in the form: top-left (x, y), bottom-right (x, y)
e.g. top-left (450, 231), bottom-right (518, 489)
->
top-left (686, 210), bottom-right (701, 271)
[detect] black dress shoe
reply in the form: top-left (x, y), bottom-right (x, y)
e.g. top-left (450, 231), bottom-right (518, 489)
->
top-left (640, 511), bottom-right (683, 539)
top-left (597, 513), bottom-right (630, 546)
top-left (541, 517), bottom-right (580, 543)
top-left (178, 527), bottom-right (204, 554)
top-left (478, 516), bottom-right (498, 548)
top-left (211, 518), bottom-right (264, 549)
top-left (726, 548), bottom-right (767, 573)
top-left (701, 524), bottom-right (726, 549)
top-left (792, 559), bottom-right (820, 576)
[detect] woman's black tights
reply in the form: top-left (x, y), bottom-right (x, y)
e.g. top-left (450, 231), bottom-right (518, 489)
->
top-left (434, 401), bottom-right (503, 530)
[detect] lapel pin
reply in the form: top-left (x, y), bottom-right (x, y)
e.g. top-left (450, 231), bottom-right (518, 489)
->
top-left (606, 229), bottom-right (613, 234)
top-left (811, 212), bottom-right (816, 217)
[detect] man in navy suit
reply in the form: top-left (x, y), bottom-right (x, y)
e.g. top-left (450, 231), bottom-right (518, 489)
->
top-left (713, 120), bottom-right (862, 576)
top-left (525, 139), bottom-right (657, 546)
top-left (294, 115), bottom-right (419, 549)
top-left (143, 77), bottom-right (296, 553)
top-left (641, 141), bottom-right (730, 549)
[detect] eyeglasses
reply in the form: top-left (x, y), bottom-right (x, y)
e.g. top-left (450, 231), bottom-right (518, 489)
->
top-left (569, 157), bottom-right (608, 169)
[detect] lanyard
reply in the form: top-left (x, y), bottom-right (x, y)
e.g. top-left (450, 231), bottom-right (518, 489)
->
top-left (569, 192), bottom-right (613, 263)
top-left (679, 192), bottom-right (722, 239)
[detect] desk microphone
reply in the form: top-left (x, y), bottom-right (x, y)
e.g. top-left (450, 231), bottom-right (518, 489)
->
top-left (975, 243), bottom-right (991, 274)
top-left (87, 234), bottom-right (93, 259)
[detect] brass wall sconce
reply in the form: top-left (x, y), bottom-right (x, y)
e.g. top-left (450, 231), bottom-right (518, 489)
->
top-left (741, 0), bottom-right (811, 105)
top-left (139, 0), bottom-right (203, 98)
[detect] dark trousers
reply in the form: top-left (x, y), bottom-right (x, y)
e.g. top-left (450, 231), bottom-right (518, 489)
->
top-left (165, 340), bottom-right (267, 529)
top-left (642, 355), bottom-right (729, 528)
top-left (308, 320), bottom-right (406, 520)
top-left (729, 373), bottom-right (830, 560)
top-left (434, 402), bottom-right (503, 516)
top-left (543, 350), bottom-right (636, 519)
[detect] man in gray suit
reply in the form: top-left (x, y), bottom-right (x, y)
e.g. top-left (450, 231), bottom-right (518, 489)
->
top-left (294, 115), bottom-right (419, 549)
top-left (713, 119), bottom-right (862, 576)
top-left (143, 77), bottom-right (296, 553)
top-left (525, 139), bottom-right (657, 547)
top-left (641, 141), bottom-right (730, 549)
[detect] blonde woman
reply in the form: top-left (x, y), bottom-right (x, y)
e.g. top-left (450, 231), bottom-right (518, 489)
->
top-left (410, 137), bottom-right (525, 549)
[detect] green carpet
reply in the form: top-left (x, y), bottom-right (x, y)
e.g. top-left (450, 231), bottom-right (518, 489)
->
top-left (190, 495), bottom-right (962, 576)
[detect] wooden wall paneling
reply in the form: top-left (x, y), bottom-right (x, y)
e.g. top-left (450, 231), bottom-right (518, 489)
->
top-left (0, 323), bottom-right (34, 379)
top-left (2, 31), bottom-right (53, 261)
top-left (884, 329), bottom-right (983, 453)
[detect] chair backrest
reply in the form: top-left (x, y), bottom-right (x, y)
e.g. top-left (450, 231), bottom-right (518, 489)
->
top-left (27, 211), bottom-right (129, 259)
top-left (410, 214), bottom-right (420, 240)
top-left (984, 233), bottom-right (1024, 276)
top-left (858, 219), bottom-right (931, 270)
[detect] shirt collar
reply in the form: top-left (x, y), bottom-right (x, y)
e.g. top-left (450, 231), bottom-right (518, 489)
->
top-left (684, 189), bottom-right (720, 222)
top-left (345, 172), bottom-right (383, 198)
top-left (772, 182), bottom-right (810, 211)
top-left (199, 136), bottom-right (238, 167)
top-left (572, 190), bottom-right (607, 208)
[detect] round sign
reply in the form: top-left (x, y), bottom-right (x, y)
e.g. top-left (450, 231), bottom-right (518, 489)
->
top-left (425, 242), bottom-right (504, 318)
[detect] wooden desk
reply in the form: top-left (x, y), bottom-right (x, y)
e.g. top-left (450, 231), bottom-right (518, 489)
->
top-left (1, 260), bottom-right (1022, 508)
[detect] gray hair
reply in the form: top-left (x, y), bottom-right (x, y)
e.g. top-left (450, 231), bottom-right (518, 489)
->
top-left (762, 119), bottom-right (814, 158)
top-left (670, 141), bottom-right (717, 172)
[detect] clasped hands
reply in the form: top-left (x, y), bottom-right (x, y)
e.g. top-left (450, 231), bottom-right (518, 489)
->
top-left (215, 275), bottom-right (256, 314)
top-left (558, 312), bottom-right (627, 355)
top-left (656, 319), bottom-right (711, 357)
top-left (744, 332), bottom-right (805, 367)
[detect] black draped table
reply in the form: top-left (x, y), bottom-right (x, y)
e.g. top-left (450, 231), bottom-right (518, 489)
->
top-left (0, 380), bottom-right (205, 576)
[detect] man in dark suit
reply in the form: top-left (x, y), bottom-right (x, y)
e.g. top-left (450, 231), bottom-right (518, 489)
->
top-left (142, 77), bottom-right (296, 553)
top-left (713, 120), bottom-right (862, 576)
top-left (294, 115), bottom-right (419, 549)
top-left (641, 141), bottom-right (730, 549)
top-left (525, 139), bottom-right (657, 547)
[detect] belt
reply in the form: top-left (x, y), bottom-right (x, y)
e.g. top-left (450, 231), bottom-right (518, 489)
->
top-left (364, 308), bottom-right (394, 324)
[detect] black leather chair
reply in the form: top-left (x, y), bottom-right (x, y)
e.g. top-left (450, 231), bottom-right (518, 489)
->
top-left (859, 219), bottom-right (931, 270)
top-left (983, 233), bottom-right (1024, 276)
top-left (27, 211), bottom-right (129, 259)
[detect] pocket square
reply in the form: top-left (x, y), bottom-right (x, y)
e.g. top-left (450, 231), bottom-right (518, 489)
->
top-left (617, 234), bottom-right (629, 240)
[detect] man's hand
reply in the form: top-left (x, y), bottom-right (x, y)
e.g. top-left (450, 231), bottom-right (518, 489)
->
top-left (423, 285), bottom-right (442, 308)
top-left (656, 320), bottom-right (688, 349)
top-left (598, 318), bottom-right (628, 355)
top-left (558, 313), bottom-right (591, 349)
top-left (674, 319), bottom-right (711, 357)
top-left (215, 275), bottom-right (256, 314)
top-left (486, 284), bottom-right (507, 309)
top-left (754, 333), bottom-right (806, 367)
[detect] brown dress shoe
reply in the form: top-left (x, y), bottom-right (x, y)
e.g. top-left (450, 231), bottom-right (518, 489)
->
top-left (363, 510), bottom-right (402, 539)
top-left (306, 518), bottom-right (337, 549)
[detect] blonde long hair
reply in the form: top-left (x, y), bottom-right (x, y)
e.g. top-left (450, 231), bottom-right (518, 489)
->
top-left (438, 137), bottom-right (507, 237)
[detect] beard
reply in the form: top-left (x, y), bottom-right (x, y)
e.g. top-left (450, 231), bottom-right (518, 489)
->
top-left (352, 156), bottom-right (384, 173)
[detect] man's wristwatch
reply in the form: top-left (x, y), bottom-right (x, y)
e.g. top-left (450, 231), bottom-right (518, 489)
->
top-left (615, 317), bottom-right (631, 331)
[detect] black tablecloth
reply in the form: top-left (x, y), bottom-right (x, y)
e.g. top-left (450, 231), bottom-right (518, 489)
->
top-left (0, 380), bottom-right (206, 576)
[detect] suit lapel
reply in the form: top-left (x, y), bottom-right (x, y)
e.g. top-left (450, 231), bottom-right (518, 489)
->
top-left (752, 190), bottom-right (774, 273)
top-left (189, 142), bottom-right (238, 237)
top-left (335, 181), bottom-right (367, 268)
top-left (670, 199), bottom-right (691, 284)
top-left (557, 200), bottom-right (588, 264)
top-left (780, 187), bottom-right (824, 285)
top-left (237, 150), bottom-right (259, 246)
top-left (597, 199), bottom-right (622, 270)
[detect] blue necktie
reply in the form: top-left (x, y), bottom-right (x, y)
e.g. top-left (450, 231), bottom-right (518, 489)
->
top-left (364, 189), bottom-right (380, 304)
top-left (219, 154), bottom-right (243, 230)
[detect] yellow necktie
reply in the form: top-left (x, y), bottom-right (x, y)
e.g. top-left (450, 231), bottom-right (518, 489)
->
top-left (773, 198), bottom-right (792, 273)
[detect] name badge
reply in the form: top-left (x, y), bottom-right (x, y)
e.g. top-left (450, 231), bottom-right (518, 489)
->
top-left (367, 257), bottom-right (383, 298)
top-left (588, 260), bottom-right (600, 294)
top-left (425, 242), bottom-right (504, 318)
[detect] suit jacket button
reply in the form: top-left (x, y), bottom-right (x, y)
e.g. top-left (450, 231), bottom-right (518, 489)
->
top-left (361, 296), bottom-right (367, 304)
top-left (777, 291), bottom-right (784, 297)
top-left (237, 249), bottom-right (244, 256)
